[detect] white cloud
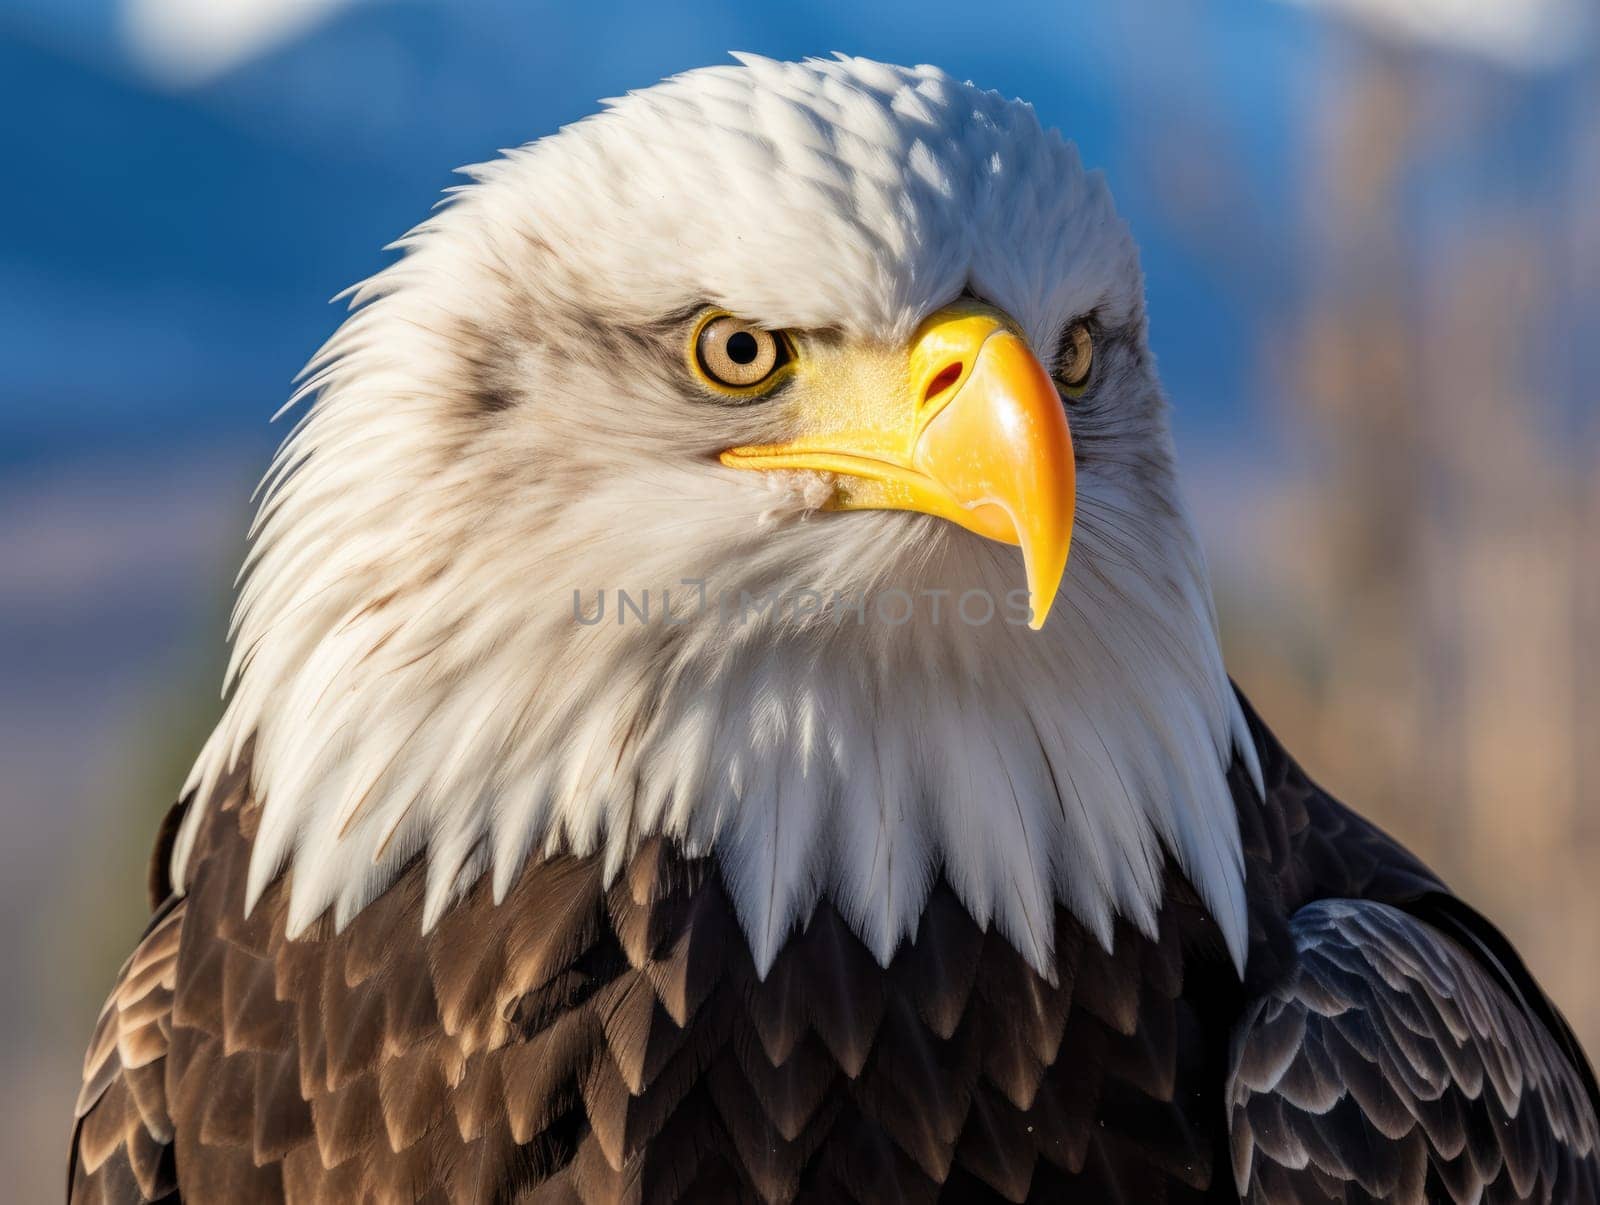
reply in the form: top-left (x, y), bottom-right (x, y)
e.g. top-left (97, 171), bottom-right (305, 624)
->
top-left (122, 0), bottom-right (369, 86)
top-left (1281, 0), bottom-right (1594, 70)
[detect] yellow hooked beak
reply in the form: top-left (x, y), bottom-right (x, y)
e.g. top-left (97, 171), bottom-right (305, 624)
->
top-left (719, 303), bottom-right (1075, 628)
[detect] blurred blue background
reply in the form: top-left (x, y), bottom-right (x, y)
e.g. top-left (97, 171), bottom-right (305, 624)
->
top-left (4, 1), bottom-right (1597, 1193)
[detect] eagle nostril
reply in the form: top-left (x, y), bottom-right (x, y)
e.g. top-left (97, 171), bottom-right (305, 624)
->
top-left (923, 362), bottom-right (963, 407)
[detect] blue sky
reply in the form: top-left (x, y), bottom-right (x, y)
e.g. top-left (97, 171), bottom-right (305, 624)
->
top-left (0, 0), bottom-right (1338, 467)
top-left (0, 0), bottom-right (1594, 473)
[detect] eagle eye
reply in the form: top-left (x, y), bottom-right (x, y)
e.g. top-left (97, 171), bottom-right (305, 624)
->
top-left (1054, 321), bottom-right (1094, 395)
top-left (693, 313), bottom-right (791, 393)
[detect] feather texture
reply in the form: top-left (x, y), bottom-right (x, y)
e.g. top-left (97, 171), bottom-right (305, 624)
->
top-left (71, 694), bottom-right (1599, 1202)
top-left (1228, 901), bottom-right (1600, 1203)
top-left (82, 755), bottom-right (1233, 1203)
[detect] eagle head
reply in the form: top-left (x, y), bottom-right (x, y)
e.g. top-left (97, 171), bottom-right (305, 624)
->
top-left (176, 55), bottom-right (1257, 978)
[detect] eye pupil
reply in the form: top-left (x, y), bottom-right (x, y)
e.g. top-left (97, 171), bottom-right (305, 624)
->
top-left (726, 331), bottom-right (759, 365)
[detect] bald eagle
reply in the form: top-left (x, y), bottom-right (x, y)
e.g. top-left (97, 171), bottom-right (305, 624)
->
top-left (69, 55), bottom-right (1599, 1204)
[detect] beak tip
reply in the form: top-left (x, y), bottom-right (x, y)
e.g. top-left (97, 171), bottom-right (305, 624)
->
top-left (1025, 593), bottom-right (1054, 631)
top-left (1020, 537), bottom-right (1070, 633)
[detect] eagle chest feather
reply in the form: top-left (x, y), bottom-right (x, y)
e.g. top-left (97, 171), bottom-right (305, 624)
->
top-left (84, 765), bottom-right (1242, 1204)
top-left (71, 712), bottom-right (1600, 1203)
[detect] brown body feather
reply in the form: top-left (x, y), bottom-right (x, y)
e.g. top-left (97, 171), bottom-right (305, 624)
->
top-left (69, 695), bottom-right (1600, 1202)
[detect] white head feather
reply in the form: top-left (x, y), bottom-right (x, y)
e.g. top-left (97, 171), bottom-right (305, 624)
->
top-left (173, 54), bottom-right (1260, 976)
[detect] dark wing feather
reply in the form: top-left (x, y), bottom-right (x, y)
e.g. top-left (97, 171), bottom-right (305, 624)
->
top-left (1228, 898), bottom-right (1600, 1204)
top-left (70, 898), bottom-right (184, 1204)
